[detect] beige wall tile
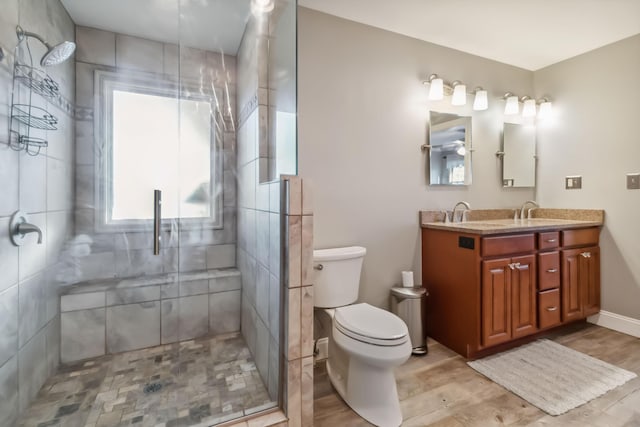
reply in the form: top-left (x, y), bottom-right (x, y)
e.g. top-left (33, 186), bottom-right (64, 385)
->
top-left (301, 179), bottom-right (313, 216)
top-left (300, 287), bottom-right (313, 358)
top-left (286, 288), bottom-right (300, 360)
top-left (286, 216), bottom-right (301, 288)
top-left (283, 176), bottom-right (301, 215)
top-left (301, 356), bottom-right (314, 427)
top-left (286, 358), bottom-right (301, 427)
top-left (300, 216), bottom-right (313, 287)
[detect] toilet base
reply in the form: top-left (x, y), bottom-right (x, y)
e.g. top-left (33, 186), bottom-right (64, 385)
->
top-left (326, 357), bottom-right (403, 427)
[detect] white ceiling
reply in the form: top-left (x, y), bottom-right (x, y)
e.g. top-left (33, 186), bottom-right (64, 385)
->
top-left (299, 0), bottom-right (640, 70)
top-left (61, 0), bottom-right (250, 55)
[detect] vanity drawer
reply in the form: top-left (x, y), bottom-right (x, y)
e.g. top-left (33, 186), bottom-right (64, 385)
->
top-left (538, 232), bottom-right (560, 250)
top-left (481, 234), bottom-right (535, 257)
top-left (538, 251), bottom-right (560, 290)
top-left (538, 288), bottom-right (561, 329)
top-left (562, 228), bottom-right (599, 248)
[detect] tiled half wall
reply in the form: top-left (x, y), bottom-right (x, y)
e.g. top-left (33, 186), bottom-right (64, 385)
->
top-left (59, 269), bottom-right (242, 363)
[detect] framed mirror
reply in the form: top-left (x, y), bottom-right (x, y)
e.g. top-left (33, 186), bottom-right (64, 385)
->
top-left (427, 111), bottom-right (472, 186)
top-left (501, 123), bottom-right (536, 187)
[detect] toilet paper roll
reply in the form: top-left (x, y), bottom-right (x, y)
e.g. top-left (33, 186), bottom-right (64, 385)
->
top-left (401, 271), bottom-right (414, 288)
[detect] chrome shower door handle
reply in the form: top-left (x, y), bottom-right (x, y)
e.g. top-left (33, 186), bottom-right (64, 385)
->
top-left (153, 189), bottom-right (161, 255)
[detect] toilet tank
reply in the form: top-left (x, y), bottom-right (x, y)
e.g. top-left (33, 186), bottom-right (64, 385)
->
top-left (313, 246), bottom-right (366, 308)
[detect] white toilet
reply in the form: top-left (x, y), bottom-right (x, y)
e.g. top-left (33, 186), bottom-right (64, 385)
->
top-left (314, 246), bottom-right (411, 427)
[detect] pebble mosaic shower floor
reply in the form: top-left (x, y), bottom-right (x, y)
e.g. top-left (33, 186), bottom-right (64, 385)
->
top-left (18, 333), bottom-right (275, 427)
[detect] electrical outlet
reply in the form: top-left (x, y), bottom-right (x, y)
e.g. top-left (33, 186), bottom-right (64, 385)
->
top-left (627, 173), bottom-right (640, 190)
top-left (565, 176), bottom-right (582, 190)
top-left (315, 337), bottom-right (328, 361)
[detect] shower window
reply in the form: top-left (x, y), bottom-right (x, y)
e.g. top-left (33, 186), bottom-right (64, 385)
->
top-left (95, 70), bottom-right (223, 231)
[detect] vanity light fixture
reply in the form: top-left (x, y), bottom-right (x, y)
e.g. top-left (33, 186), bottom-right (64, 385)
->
top-left (451, 81), bottom-right (467, 106)
top-left (503, 92), bottom-right (519, 115)
top-left (472, 87), bottom-right (488, 111)
top-left (538, 98), bottom-right (553, 118)
top-left (426, 74), bottom-right (444, 100)
top-left (521, 96), bottom-right (537, 117)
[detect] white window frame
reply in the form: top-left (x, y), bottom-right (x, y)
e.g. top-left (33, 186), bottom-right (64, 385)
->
top-left (94, 69), bottom-right (223, 232)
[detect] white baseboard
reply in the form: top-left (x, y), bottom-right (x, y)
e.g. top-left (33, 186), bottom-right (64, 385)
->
top-left (587, 310), bottom-right (640, 339)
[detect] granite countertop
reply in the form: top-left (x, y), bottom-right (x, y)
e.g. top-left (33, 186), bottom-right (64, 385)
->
top-left (420, 208), bottom-right (604, 235)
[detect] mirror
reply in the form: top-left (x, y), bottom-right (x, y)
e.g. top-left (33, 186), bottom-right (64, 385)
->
top-left (427, 111), bottom-right (472, 186)
top-left (501, 123), bottom-right (536, 187)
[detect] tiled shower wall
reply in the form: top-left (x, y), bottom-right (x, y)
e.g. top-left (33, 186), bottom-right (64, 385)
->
top-left (0, 0), bottom-right (75, 425)
top-left (236, 11), bottom-right (281, 401)
top-left (72, 26), bottom-right (238, 282)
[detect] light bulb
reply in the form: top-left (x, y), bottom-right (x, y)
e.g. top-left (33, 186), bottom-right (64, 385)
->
top-left (451, 83), bottom-right (466, 106)
top-left (473, 89), bottom-right (488, 111)
top-left (522, 98), bottom-right (536, 117)
top-left (504, 95), bottom-right (519, 115)
top-left (428, 77), bottom-right (444, 100)
top-left (538, 100), bottom-right (553, 118)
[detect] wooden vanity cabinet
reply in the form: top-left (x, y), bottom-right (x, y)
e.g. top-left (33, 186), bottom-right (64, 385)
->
top-left (422, 225), bottom-right (601, 358)
top-left (562, 246), bottom-right (600, 321)
top-left (482, 254), bottom-right (536, 347)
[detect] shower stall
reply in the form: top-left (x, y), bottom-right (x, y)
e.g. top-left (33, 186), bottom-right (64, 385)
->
top-left (0, 0), bottom-right (297, 425)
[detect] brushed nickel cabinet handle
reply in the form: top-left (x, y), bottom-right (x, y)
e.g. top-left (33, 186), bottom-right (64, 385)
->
top-left (153, 189), bottom-right (161, 256)
top-left (546, 268), bottom-right (558, 273)
top-left (581, 252), bottom-right (591, 258)
top-left (546, 239), bottom-right (557, 243)
top-left (546, 306), bottom-right (558, 312)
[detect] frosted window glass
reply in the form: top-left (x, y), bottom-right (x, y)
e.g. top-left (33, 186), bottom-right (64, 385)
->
top-left (111, 90), bottom-right (212, 220)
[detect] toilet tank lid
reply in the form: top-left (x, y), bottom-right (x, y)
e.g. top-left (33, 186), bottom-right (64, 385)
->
top-left (313, 246), bottom-right (366, 261)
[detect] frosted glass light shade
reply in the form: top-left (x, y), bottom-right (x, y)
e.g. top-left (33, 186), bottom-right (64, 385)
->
top-left (473, 90), bottom-right (488, 110)
top-left (428, 78), bottom-right (444, 100)
top-left (522, 99), bottom-right (537, 117)
top-left (504, 95), bottom-right (519, 115)
top-left (538, 100), bottom-right (553, 118)
top-left (452, 84), bottom-right (467, 106)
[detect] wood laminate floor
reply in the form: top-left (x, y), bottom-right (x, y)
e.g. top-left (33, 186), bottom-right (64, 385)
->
top-left (314, 323), bottom-right (640, 426)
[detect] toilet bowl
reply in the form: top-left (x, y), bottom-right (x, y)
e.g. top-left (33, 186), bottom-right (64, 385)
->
top-left (314, 247), bottom-right (411, 427)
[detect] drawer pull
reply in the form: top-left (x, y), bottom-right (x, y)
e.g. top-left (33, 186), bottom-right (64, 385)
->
top-left (546, 239), bottom-right (558, 243)
top-left (508, 262), bottom-right (521, 270)
top-left (546, 268), bottom-right (558, 273)
top-left (581, 252), bottom-right (592, 258)
top-left (546, 306), bottom-right (558, 312)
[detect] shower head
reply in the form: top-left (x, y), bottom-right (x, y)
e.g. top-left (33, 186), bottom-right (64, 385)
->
top-left (16, 25), bottom-right (76, 66)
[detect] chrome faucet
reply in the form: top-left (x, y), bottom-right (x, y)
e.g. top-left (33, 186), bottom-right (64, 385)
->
top-left (519, 200), bottom-right (539, 220)
top-left (16, 222), bottom-right (43, 244)
top-left (451, 201), bottom-right (471, 222)
top-left (9, 211), bottom-right (43, 246)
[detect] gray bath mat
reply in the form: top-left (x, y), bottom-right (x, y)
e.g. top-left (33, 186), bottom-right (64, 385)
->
top-left (468, 339), bottom-right (637, 416)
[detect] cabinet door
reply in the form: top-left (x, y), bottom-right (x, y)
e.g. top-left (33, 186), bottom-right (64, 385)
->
top-left (582, 246), bottom-right (600, 317)
top-left (511, 254), bottom-right (537, 339)
top-left (482, 258), bottom-right (512, 347)
top-left (562, 248), bottom-right (584, 321)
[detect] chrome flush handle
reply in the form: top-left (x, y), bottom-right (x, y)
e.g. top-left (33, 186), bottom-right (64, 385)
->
top-left (314, 264), bottom-right (324, 271)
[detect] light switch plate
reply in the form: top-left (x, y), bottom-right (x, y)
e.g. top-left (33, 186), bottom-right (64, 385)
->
top-left (627, 173), bottom-right (640, 190)
top-left (565, 176), bottom-right (582, 189)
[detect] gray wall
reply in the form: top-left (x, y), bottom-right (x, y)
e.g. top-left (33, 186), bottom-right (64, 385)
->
top-left (534, 34), bottom-right (640, 321)
top-left (72, 26), bottom-right (237, 282)
top-left (298, 8), bottom-right (535, 308)
top-left (0, 0), bottom-right (75, 424)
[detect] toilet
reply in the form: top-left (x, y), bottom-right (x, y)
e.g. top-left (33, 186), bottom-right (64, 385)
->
top-left (314, 246), bottom-right (411, 427)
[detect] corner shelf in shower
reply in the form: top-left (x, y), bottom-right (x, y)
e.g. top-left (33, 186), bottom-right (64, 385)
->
top-left (9, 62), bottom-right (61, 155)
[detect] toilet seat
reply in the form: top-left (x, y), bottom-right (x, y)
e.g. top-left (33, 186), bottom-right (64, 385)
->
top-left (334, 303), bottom-right (408, 346)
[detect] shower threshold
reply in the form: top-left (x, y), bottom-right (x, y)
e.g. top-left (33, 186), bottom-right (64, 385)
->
top-left (18, 332), bottom-right (276, 427)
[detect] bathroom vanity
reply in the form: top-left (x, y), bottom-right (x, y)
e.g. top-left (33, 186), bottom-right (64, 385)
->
top-left (420, 209), bottom-right (604, 359)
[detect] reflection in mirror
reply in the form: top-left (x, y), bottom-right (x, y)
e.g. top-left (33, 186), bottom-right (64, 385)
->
top-left (428, 111), bottom-right (472, 186)
top-left (502, 123), bottom-right (536, 187)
